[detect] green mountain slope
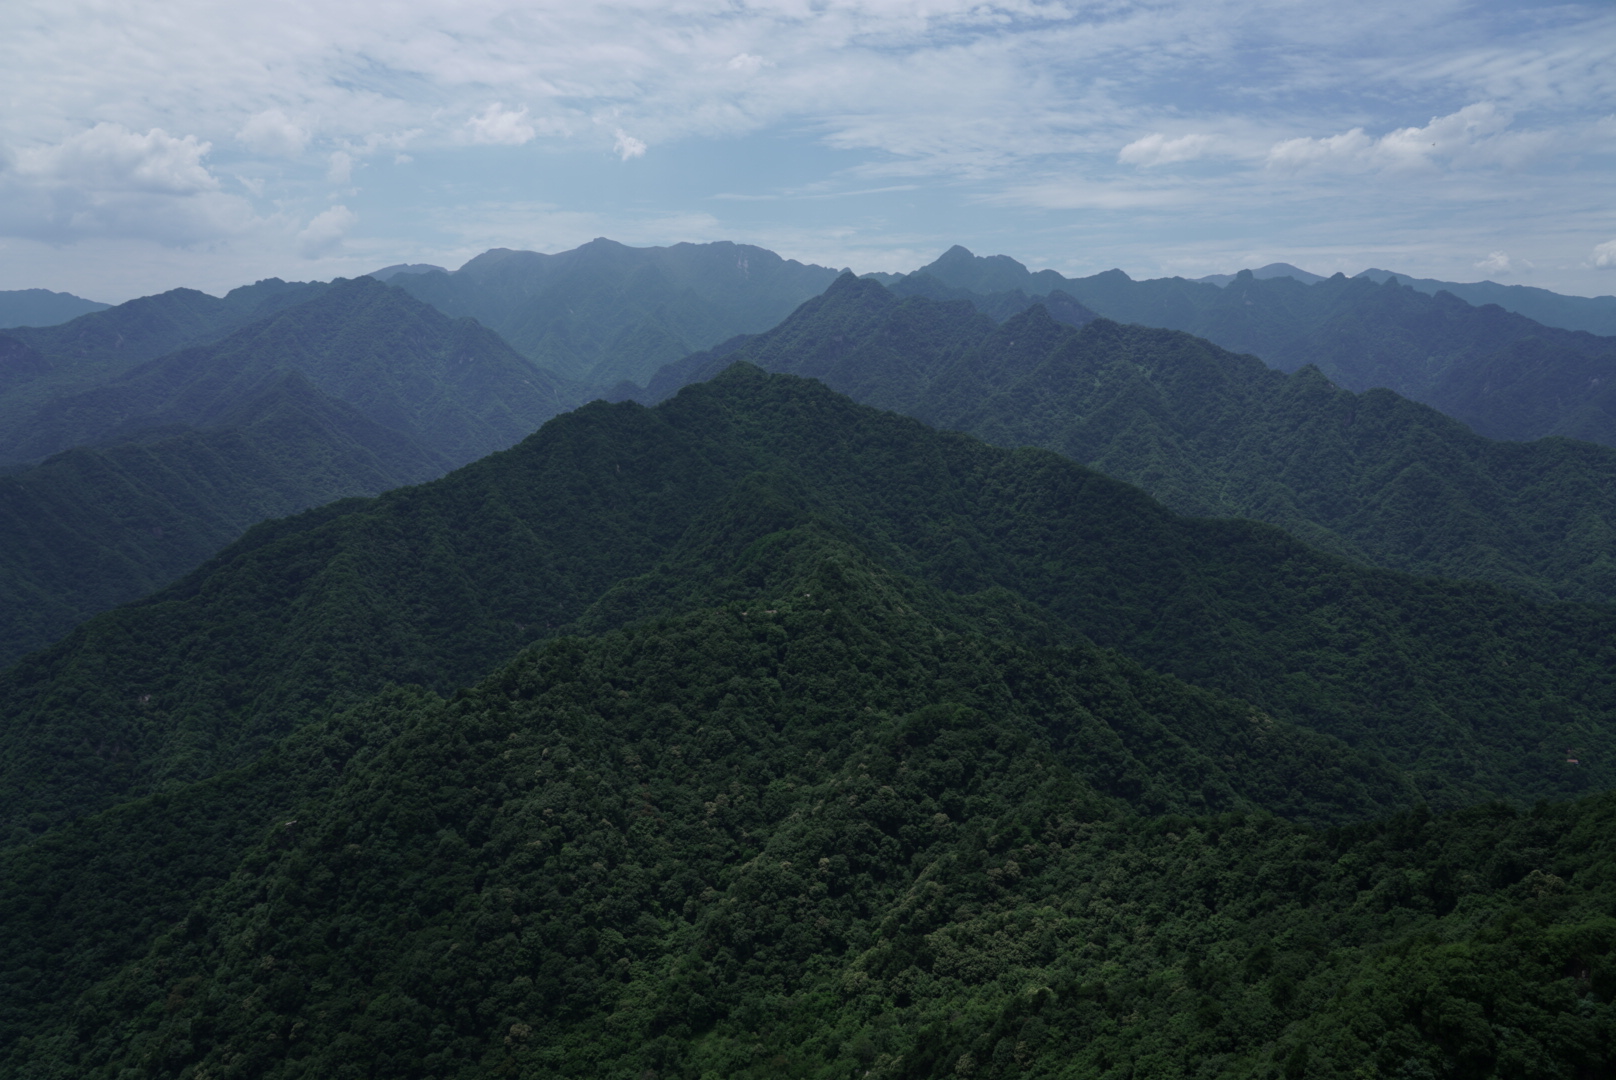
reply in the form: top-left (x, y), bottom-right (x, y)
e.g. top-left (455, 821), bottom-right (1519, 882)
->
top-left (5, 531), bottom-right (1614, 1079)
top-left (0, 371), bottom-right (446, 668)
top-left (5, 365), bottom-right (1616, 852)
top-left (647, 275), bottom-right (1616, 606)
top-left (913, 247), bottom-right (1616, 449)
top-left (0, 288), bottom-right (109, 330)
top-left (386, 238), bottom-right (842, 387)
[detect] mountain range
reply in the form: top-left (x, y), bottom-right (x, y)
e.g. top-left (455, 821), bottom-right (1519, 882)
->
top-left (899, 246), bottom-right (1616, 449)
top-left (4, 240), bottom-right (1616, 1079)
top-left (382, 238), bottom-right (843, 388)
top-left (0, 277), bottom-right (586, 667)
top-left (642, 273), bottom-right (1616, 607)
top-left (0, 288), bottom-right (109, 330)
top-left (1194, 264), bottom-right (1616, 337)
top-left (2, 368), bottom-right (1615, 1078)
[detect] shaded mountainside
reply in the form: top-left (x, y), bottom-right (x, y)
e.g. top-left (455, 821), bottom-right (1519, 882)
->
top-left (1356, 268), bottom-right (1616, 338)
top-left (0, 288), bottom-right (109, 330)
top-left (0, 276), bottom-right (584, 468)
top-left (0, 370), bottom-right (446, 668)
top-left (0, 278), bottom-right (330, 409)
top-left (5, 365), bottom-right (1616, 854)
top-left (4, 517), bottom-right (1616, 1079)
top-left (0, 277), bottom-right (587, 672)
top-left (645, 275), bottom-right (1616, 607)
top-left (912, 247), bottom-right (1616, 449)
top-left (386, 238), bottom-right (842, 388)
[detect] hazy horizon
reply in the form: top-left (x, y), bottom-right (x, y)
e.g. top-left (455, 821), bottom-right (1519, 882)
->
top-left (3, 0), bottom-right (1613, 303)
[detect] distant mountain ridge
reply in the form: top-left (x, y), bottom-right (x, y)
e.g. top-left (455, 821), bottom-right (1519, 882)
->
top-left (386, 237), bottom-right (843, 388)
top-left (907, 247), bottom-right (1616, 449)
top-left (0, 277), bottom-right (589, 668)
top-left (643, 274), bottom-right (1616, 607)
top-left (0, 288), bottom-right (109, 329)
top-left (1194, 262), bottom-right (1616, 336)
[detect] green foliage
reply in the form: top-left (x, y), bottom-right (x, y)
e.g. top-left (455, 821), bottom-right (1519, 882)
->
top-left (651, 275), bottom-right (1616, 607)
top-left (390, 239), bottom-right (842, 387)
top-left (0, 371), bottom-right (446, 668)
top-left (0, 277), bottom-right (591, 669)
top-left (5, 365), bottom-right (1616, 842)
top-left (7, 536), bottom-right (1614, 1079)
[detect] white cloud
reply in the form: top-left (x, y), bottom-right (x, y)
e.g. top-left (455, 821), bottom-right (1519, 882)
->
top-left (1475, 250), bottom-right (1511, 274)
top-left (1266, 103), bottom-right (1523, 174)
top-left (296, 204), bottom-right (355, 258)
top-left (14, 122), bottom-right (217, 194)
top-left (465, 103), bottom-right (537, 147)
top-left (1118, 133), bottom-right (1223, 168)
top-left (1594, 240), bottom-right (1616, 270)
top-left (238, 109), bottom-right (307, 157)
top-left (613, 129), bottom-right (647, 161)
top-left (326, 150), bottom-right (353, 184)
top-left (0, 122), bottom-right (260, 246)
top-left (727, 53), bottom-right (764, 74)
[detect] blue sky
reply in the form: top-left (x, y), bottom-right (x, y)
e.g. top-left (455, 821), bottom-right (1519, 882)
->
top-left (2, 0), bottom-right (1613, 302)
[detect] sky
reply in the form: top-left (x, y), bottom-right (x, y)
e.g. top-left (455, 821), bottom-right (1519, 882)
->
top-left (1, 0), bottom-right (1613, 303)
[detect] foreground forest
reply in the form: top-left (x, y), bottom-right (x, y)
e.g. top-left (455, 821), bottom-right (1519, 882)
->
top-left (2, 368), bottom-right (1614, 1078)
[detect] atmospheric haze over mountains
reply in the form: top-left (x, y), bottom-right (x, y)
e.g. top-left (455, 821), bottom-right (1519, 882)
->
top-left (3, 232), bottom-right (1616, 1079)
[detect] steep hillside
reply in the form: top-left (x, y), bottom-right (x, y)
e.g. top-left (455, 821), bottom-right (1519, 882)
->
top-left (912, 248), bottom-right (1616, 448)
top-left (5, 366), bottom-right (1615, 853)
top-left (387, 238), bottom-right (842, 387)
top-left (648, 275), bottom-right (1616, 607)
top-left (0, 278), bottom-right (586, 672)
top-left (4, 528), bottom-right (1614, 1079)
top-left (0, 371), bottom-right (445, 668)
top-left (0, 276), bottom-right (583, 468)
top-left (1356, 268), bottom-right (1616, 337)
top-left (0, 288), bottom-right (109, 329)
top-left (1, 278), bottom-right (329, 400)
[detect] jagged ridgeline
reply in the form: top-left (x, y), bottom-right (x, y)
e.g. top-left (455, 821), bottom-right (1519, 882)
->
top-left (647, 275), bottom-right (1616, 607)
top-left (384, 239), bottom-right (842, 388)
top-left (4, 447), bottom-right (1616, 1077)
top-left (897, 247), bottom-right (1616, 450)
top-left (7, 365), bottom-right (1616, 845)
top-left (0, 278), bottom-right (591, 669)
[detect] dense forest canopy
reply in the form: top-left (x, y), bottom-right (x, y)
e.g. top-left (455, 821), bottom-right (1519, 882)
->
top-left (2, 243), bottom-right (1615, 1079)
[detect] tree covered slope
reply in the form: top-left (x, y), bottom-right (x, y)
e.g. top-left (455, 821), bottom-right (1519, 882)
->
top-left (3, 513), bottom-right (1614, 1080)
top-left (0, 371), bottom-right (446, 668)
top-left (385, 238), bottom-right (842, 388)
top-left (0, 277), bottom-right (588, 670)
top-left (5, 366), bottom-right (1615, 852)
top-left (646, 276), bottom-right (1616, 608)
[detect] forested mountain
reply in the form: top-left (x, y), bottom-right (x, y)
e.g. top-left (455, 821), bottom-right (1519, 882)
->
top-left (0, 275), bottom-right (582, 468)
top-left (0, 277), bottom-right (588, 669)
top-left (2, 368), bottom-right (1615, 1079)
top-left (1196, 265), bottom-right (1616, 336)
top-left (908, 247), bottom-right (1616, 448)
top-left (0, 371), bottom-right (445, 668)
top-left (643, 275), bottom-right (1616, 606)
top-left (383, 238), bottom-right (842, 388)
top-left (1, 278), bottom-right (331, 406)
top-left (1355, 268), bottom-right (1616, 337)
top-left (6, 365), bottom-right (1616, 846)
top-left (0, 288), bottom-right (109, 329)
